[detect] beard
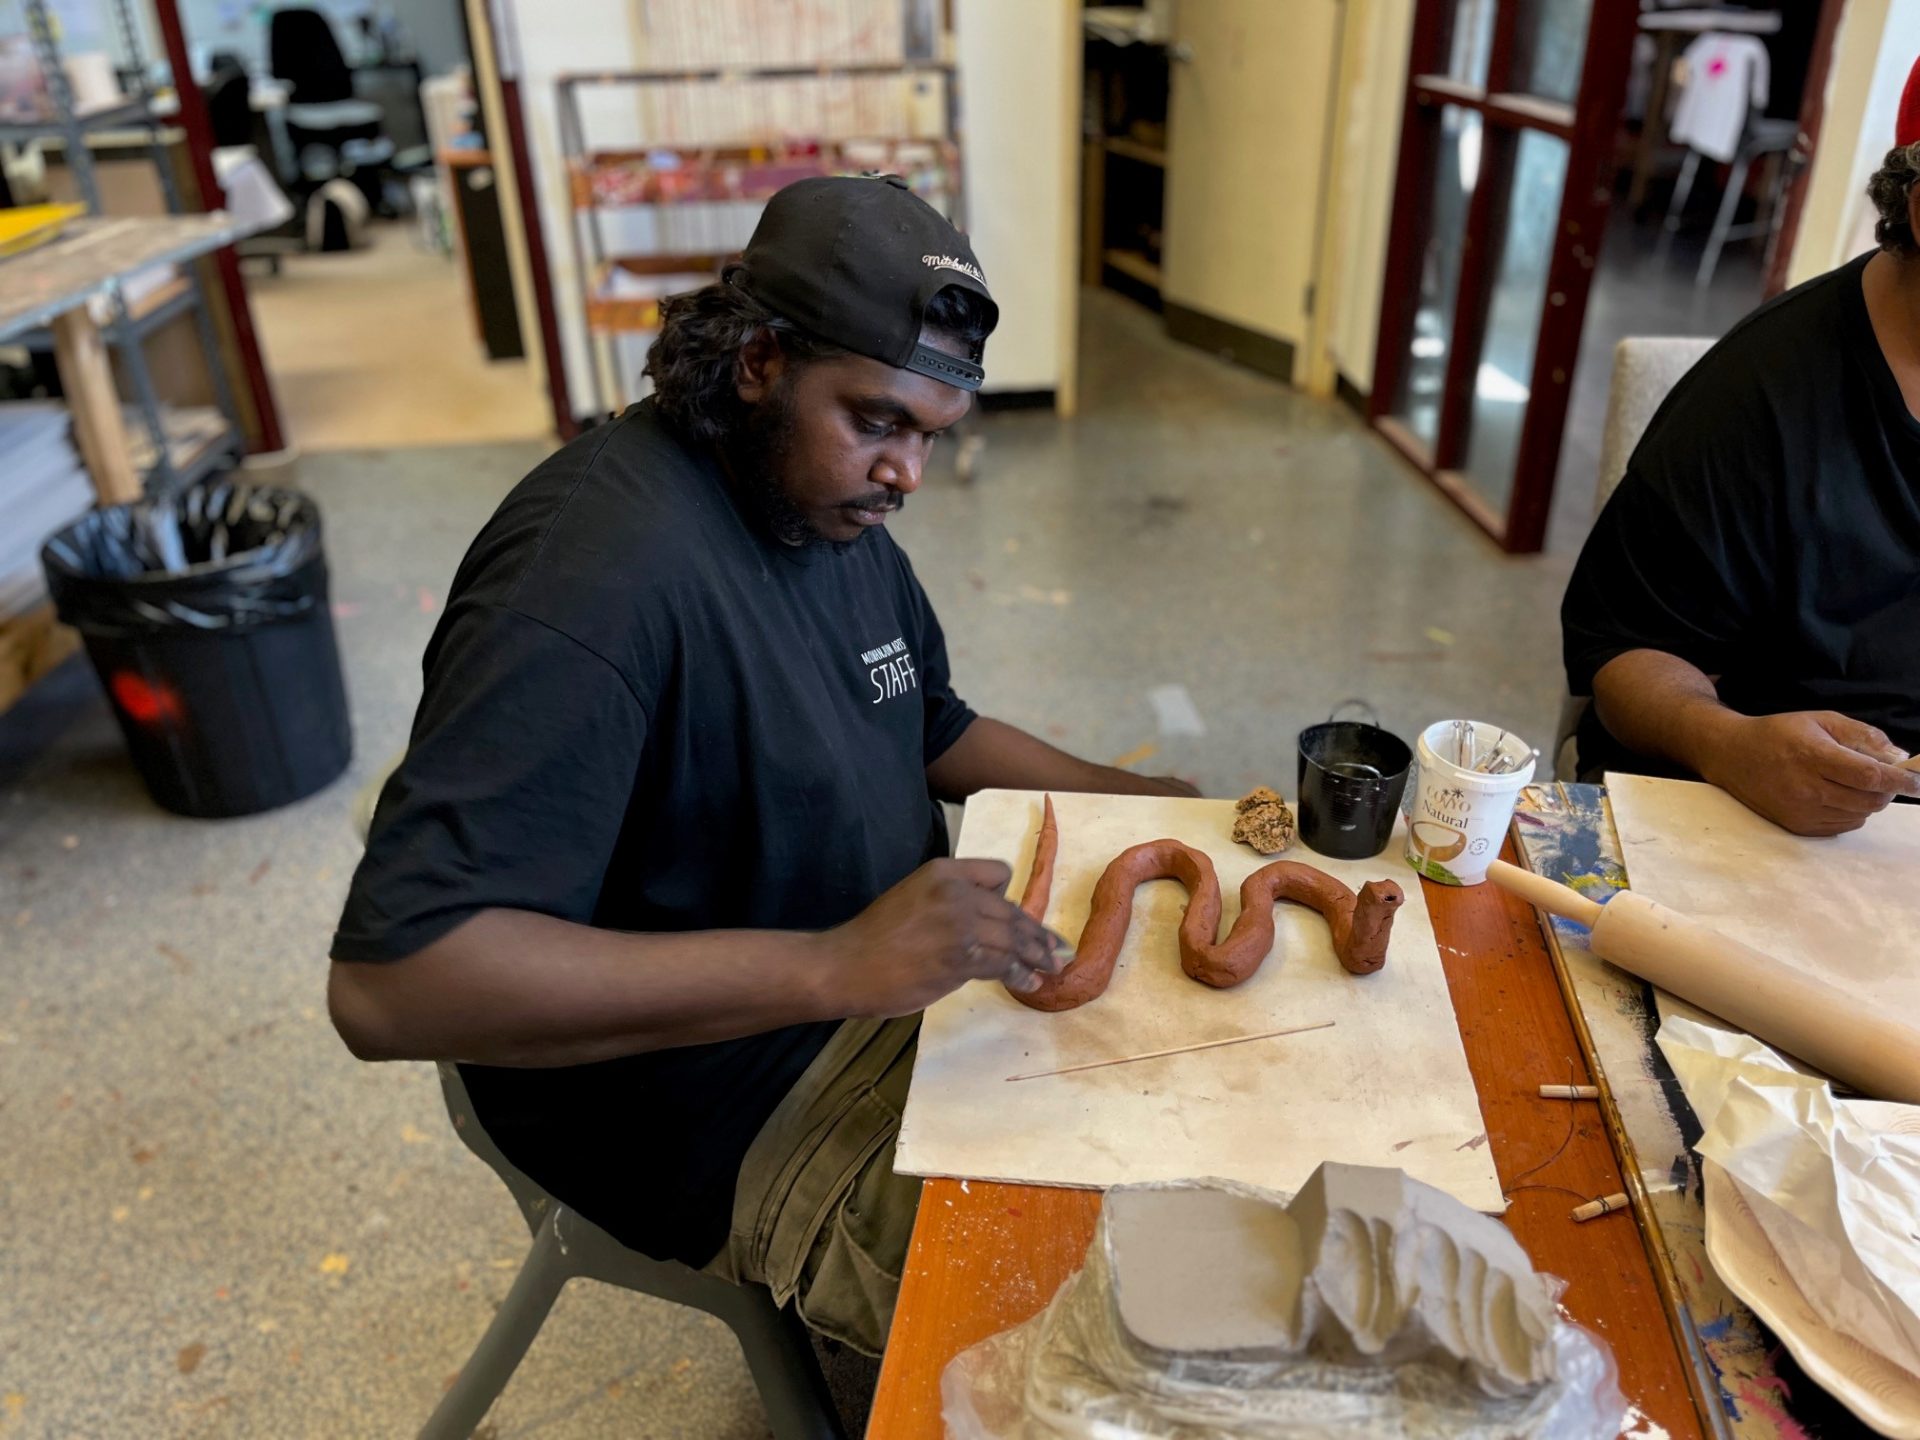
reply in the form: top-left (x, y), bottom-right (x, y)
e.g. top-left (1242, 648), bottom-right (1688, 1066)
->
top-left (727, 379), bottom-right (903, 551)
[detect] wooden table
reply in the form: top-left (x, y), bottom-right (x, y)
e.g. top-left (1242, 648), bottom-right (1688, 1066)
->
top-left (0, 214), bottom-right (258, 505)
top-left (868, 851), bottom-right (1705, 1438)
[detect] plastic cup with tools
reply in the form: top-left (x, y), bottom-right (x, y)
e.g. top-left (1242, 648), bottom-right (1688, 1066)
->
top-left (1405, 719), bottom-right (1537, 886)
top-left (1295, 702), bottom-right (1413, 860)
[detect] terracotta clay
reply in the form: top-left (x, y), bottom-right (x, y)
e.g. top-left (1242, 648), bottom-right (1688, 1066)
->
top-left (1017, 793), bottom-right (1058, 922)
top-left (1007, 829), bottom-right (1406, 1012)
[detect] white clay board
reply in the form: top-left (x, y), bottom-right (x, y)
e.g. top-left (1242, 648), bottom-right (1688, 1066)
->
top-left (896, 790), bottom-right (1504, 1212)
top-left (1607, 773), bottom-right (1920, 1031)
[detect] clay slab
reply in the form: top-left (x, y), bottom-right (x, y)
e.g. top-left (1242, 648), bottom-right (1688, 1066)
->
top-left (897, 790), bottom-right (1502, 1211)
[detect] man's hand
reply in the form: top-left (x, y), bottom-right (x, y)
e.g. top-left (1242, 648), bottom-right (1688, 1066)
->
top-left (1700, 711), bottom-right (1920, 836)
top-left (823, 858), bottom-right (1074, 1017)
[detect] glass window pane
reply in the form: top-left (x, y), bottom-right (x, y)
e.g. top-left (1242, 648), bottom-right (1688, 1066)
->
top-left (1438, 0), bottom-right (1496, 90)
top-left (1391, 104), bottom-right (1482, 451)
top-left (1458, 129), bottom-right (1570, 515)
top-left (1509, 0), bottom-right (1591, 105)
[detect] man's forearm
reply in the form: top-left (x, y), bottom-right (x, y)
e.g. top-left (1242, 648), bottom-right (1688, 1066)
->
top-left (927, 716), bottom-right (1188, 801)
top-left (329, 909), bottom-right (842, 1068)
top-left (1590, 649), bottom-right (1740, 776)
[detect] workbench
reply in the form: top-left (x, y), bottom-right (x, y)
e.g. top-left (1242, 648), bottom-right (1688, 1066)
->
top-left (0, 214), bottom-right (258, 505)
top-left (869, 843), bottom-right (1704, 1438)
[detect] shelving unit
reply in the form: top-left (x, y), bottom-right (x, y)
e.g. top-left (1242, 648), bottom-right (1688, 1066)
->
top-left (556, 58), bottom-right (966, 415)
top-left (1102, 134), bottom-right (1164, 168)
top-left (1082, 23), bottom-right (1170, 306)
top-left (4, 0), bottom-right (245, 495)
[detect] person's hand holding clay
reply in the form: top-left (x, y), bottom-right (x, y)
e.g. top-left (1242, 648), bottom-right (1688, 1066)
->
top-left (823, 858), bottom-right (1074, 1016)
top-left (1700, 710), bottom-right (1920, 836)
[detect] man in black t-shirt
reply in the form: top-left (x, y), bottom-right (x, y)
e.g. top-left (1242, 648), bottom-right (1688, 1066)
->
top-left (1561, 102), bottom-right (1920, 837)
top-left (328, 176), bottom-right (1195, 1353)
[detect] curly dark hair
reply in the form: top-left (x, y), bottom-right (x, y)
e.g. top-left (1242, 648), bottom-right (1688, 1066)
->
top-left (1867, 141), bottom-right (1920, 257)
top-left (643, 270), bottom-right (996, 441)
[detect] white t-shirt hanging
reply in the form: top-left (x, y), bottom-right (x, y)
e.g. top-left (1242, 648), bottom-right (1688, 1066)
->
top-left (1670, 33), bottom-right (1770, 164)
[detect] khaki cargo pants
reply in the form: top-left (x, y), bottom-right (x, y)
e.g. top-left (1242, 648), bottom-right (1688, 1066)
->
top-left (701, 1015), bottom-right (922, 1356)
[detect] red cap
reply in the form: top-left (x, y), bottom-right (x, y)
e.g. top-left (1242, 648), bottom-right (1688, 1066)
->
top-left (1901, 53), bottom-right (1920, 147)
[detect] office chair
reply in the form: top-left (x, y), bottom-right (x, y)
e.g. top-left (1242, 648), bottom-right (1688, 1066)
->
top-left (268, 7), bottom-right (393, 208)
top-left (204, 63), bottom-right (253, 149)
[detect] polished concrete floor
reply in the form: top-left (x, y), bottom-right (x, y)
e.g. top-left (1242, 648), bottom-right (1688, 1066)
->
top-left (249, 222), bottom-right (554, 455)
top-left (0, 290), bottom-right (1579, 1437)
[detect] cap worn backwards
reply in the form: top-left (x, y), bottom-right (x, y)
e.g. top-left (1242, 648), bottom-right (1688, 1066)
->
top-left (731, 174), bottom-right (998, 392)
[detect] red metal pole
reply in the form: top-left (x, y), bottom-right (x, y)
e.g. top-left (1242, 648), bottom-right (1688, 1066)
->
top-left (148, 0), bottom-right (287, 454)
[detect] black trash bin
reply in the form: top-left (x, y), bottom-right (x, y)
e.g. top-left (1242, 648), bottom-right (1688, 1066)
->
top-left (41, 481), bottom-right (353, 818)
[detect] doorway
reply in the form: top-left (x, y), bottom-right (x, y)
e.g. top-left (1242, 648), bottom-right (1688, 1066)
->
top-left (1544, 0), bottom-right (1845, 551)
top-left (1369, 0), bottom-right (1843, 554)
top-left (1368, 0), bottom-right (1634, 553)
top-left (176, 0), bottom-right (550, 450)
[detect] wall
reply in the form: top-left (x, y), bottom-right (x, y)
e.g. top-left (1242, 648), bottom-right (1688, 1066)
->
top-left (1160, 0), bottom-right (1343, 370)
top-left (463, 0), bottom-right (541, 398)
top-left (503, 0), bottom-right (1077, 421)
top-left (173, 0), bottom-right (473, 78)
top-left (1787, 0), bottom-right (1920, 285)
top-left (953, 0), bottom-right (1076, 397)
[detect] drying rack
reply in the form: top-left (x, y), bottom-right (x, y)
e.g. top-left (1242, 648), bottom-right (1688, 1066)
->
top-left (555, 59), bottom-right (966, 415)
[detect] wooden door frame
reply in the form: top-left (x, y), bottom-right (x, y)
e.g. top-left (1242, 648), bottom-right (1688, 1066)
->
top-left (468, 0), bottom-right (579, 440)
top-left (1367, 0), bottom-right (1636, 553)
top-left (150, 0), bottom-right (286, 453)
top-left (1762, 0), bottom-right (1850, 299)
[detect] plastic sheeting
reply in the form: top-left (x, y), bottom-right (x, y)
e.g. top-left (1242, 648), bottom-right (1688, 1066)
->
top-left (942, 1191), bottom-right (1627, 1440)
top-left (42, 481), bottom-right (327, 637)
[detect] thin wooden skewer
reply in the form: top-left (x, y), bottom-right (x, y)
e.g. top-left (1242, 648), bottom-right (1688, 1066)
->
top-left (1004, 1020), bottom-right (1336, 1083)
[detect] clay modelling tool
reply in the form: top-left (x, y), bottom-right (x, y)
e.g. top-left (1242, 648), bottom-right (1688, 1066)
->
top-left (1899, 753), bottom-right (1920, 773)
top-left (1004, 1019), bottom-right (1336, 1082)
top-left (1488, 858), bottom-right (1920, 1104)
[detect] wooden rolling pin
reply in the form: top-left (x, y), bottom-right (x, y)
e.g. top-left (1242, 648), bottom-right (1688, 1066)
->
top-left (1488, 859), bottom-right (1920, 1104)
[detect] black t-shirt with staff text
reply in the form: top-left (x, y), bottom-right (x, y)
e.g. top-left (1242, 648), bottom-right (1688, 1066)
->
top-left (333, 400), bottom-right (975, 1265)
top-left (1563, 252), bottom-right (1920, 778)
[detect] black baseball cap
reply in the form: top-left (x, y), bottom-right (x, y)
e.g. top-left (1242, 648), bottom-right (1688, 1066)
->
top-left (730, 174), bottom-right (998, 391)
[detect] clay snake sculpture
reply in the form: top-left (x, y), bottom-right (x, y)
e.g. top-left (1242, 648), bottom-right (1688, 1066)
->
top-left (1011, 795), bottom-right (1405, 1013)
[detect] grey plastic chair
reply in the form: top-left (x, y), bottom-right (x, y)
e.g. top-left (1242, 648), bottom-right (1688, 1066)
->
top-left (417, 1062), bottom-right (845, 1440)
top-left (351, 760), bottom-right (846, 1440)
top-left (1659, 116), bottom-right (1800, 289)
top-left (1552, 337), bottom-right (1716, 780)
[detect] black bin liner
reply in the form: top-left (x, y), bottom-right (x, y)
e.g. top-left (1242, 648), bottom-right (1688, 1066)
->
top-left (41, 481), bottom-right (353, 818)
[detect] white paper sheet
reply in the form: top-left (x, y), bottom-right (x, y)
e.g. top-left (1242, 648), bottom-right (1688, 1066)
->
top-left (897, 790), bottom-right (1502, 1211)
top-left (1657, 1016), bottom-right (1920, 1376)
